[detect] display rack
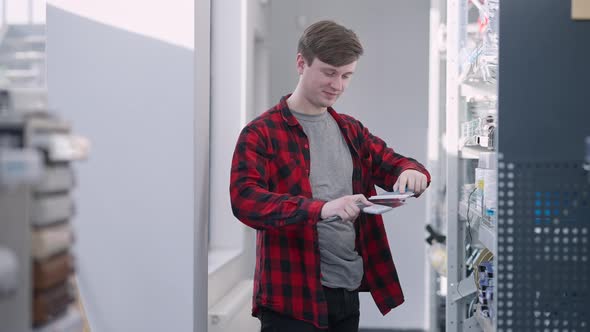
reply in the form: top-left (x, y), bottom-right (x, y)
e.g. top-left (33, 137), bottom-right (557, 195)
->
top-left (434, 0), bottom-right (499, 331)
top-left (0, 95), bottom-right (89, 331)
top-left (432, 1), bottom-right (590, 331)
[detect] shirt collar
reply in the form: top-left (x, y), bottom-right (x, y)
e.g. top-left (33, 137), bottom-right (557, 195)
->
top-left (279, 94), bottom-right (338, 127)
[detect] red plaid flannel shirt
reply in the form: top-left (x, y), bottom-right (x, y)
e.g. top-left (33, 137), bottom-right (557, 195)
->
top-left (230, 96), bottom-right (431, 328)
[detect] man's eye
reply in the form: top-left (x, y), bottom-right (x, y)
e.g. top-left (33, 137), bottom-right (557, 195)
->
top-left (325, 72), bottom-right (336, 77)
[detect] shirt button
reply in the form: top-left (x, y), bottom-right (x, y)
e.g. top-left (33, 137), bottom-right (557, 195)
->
top-left (304, 144), bottom-right (309, 149)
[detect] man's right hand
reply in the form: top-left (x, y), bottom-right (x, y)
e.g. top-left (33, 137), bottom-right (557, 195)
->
top-left (320, 194), bottom-right (373, 222)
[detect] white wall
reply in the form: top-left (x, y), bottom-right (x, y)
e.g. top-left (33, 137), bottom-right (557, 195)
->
top-left (46, 2), bottom-right (195, 331)
top-left (2, 0), bottom-right (46, 24)
top-left (209, 0), bottom-right (248, 252)
top-left (195, 1), bottom-right (211, 331)
top-left (208, 0), bottom-right (268, 253)
top-left (269, 0), bottom-right (431, 329)
top-left (207, 0), bottom-right (268, 331)
top-left (45, 0), bottom-right (193, 48)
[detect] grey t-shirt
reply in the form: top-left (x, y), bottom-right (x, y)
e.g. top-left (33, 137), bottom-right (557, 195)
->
top-left (292, 110), bottom-right (364, 291)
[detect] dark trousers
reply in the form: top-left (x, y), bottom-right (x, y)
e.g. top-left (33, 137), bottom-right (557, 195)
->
top-left (258, 286), bottom-right (360, 332)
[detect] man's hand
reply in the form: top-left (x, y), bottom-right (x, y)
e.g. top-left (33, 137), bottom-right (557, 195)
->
top-left (321, 194), bottom-right (373, 222)
top-left (393, 170), bottom-right (428, 195)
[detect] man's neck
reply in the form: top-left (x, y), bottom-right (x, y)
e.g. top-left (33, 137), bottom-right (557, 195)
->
top-left (287, 89), bottom-right (327, 115)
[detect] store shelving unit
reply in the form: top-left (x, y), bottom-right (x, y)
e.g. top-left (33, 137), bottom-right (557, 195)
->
top-left (0, 22), bottom-right (90, 332)
top-left (435, 0), bottom-right (499, 331)
top-left (426, 0), bottom-right (448, 330)
top-left (432, 1), bottom-right (590, 331)
top-left (494, 1), bottom-right (589, 331)
top-left (0, 92), bottom-right (91, 332)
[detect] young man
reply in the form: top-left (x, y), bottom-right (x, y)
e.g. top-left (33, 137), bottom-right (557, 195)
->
top-left (230, 20), bottom-right (431, 331)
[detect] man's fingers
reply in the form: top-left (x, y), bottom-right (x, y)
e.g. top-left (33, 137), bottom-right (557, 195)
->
top-left (407, 176), bottom-right (415, 192)
top-left (398, 175), bottom-right (408, 193)
top-left (355, 194), bottom-right (373, 206)
top-left (343, 205), bottom-right (355, 220)
top-left (338, 210), bottom-right (350, 221)
top-left (341, 205), bottom-right (360, 221)
top-left (393, 181), bottom-right (399, 192)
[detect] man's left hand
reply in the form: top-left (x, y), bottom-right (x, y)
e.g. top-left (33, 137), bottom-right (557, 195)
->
top-left (393, 170), bottom-right (428, 195)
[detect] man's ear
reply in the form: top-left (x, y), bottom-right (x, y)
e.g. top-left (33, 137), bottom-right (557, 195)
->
top-left (296, 53), bottom-right (306, 75)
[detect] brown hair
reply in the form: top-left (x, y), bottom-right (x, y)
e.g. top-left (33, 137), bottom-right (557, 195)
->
top-left (297, 20), bottom-right (364, 67)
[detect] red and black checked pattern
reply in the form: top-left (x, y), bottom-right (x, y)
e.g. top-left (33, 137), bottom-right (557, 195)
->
top-left (230, 95), bottom-right (431, 329)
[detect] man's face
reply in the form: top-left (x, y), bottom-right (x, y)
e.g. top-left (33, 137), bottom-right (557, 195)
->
top-left (297, 54), bottom-right (357, 108)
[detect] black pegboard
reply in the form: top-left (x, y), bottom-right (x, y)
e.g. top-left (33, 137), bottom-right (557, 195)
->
top-left (497, 1), bottom-right (590, 331)
top-left (497, 161), bottom-right (590, 331)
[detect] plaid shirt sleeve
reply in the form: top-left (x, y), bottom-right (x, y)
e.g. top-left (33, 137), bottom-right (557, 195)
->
top-left (230, 124), bottom-right (325, 230)
top-left (356, 118), bottom-right (431, 190)
top-left (336, 113), bottom-right (432, 315)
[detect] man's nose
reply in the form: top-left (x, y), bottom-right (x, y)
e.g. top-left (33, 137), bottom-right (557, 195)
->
top-left (330, 76), bottom-right (343, 91)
